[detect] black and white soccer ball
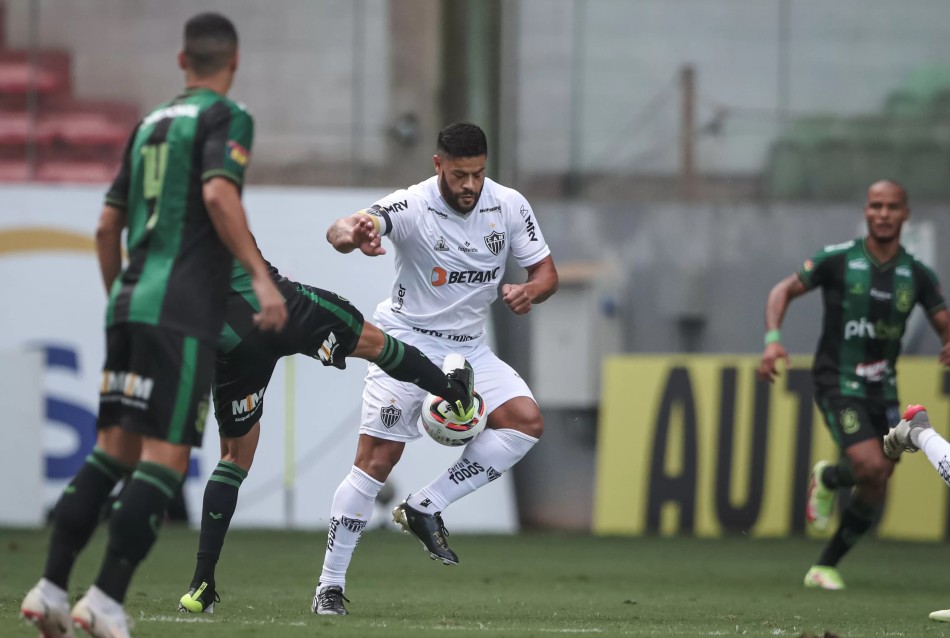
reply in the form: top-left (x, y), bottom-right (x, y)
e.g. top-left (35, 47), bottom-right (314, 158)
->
top-left (421, 390), bottom-right (486, 447)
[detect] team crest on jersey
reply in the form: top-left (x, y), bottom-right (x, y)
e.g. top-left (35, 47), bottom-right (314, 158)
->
top-left (895, 285), bottom-right (913, 312)
top-left (484, 230), bottom-right (506, 256)
top-left (380, 403), bottom-right (402, 428)
top-left (433, 236), bottom-right (450, 252)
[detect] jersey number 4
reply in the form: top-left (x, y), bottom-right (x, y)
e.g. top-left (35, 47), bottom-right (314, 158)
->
top-left (141, 142), bottom-right (169, 230)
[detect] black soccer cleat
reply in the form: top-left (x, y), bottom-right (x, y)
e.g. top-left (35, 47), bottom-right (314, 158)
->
top-left (442, 353), bottom-right (475, 420)
top-left (392, 499), bottom-right (459, 565)
top-left (312, 584), bottom-right (349, 615)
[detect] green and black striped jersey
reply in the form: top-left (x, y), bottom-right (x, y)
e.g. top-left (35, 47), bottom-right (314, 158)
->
top-left (798, 237), bottom-right (945, 400)
top-left (104, 87), bottom-right (254, 342)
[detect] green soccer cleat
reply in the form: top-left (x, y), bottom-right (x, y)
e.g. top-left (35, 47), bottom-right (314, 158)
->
top-left (803, 565), bottom-right (845, 590)
top-left (442, 354), bottom-right (476, 422)
top-left (178, 581), bottom-right (219, 614)
top-left (805, 460), bottom-right (833, 532)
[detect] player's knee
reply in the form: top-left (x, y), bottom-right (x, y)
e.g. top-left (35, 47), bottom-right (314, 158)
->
top-left (851, 456), bottom-right (890, 488)
top-left (520, 411), bottom-right (544, 439)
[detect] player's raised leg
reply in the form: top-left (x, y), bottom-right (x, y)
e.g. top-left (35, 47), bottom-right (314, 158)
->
top-left (398, 352), bottom-right (542, 565)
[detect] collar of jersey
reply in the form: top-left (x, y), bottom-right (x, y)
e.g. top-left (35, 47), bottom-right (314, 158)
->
top-left (861, 236), bottom-right (903, 271)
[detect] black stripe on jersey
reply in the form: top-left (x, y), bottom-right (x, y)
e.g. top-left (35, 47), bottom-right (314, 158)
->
top-left (157, 101), bottom-right (233, 336)
top-left (864, 266), bottom-right (893, 401)
top-left (112, 116), bottom-right (174, 326)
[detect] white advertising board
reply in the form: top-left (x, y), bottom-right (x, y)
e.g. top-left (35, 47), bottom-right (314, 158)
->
top-left (0, 184), bottom-right (517, 532)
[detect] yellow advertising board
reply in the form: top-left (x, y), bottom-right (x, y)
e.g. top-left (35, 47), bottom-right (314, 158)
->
top-left (594, 355), bottom-right (950, 541)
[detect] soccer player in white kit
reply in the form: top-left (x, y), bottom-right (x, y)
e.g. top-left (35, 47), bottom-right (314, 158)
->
top-left (312, 122), bottom-right (559, 615)
top-left (882, 404), bottom-right (950, 622)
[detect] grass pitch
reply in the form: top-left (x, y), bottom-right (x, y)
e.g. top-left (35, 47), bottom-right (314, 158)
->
top-left (3, 526), bottom-right (950, 637)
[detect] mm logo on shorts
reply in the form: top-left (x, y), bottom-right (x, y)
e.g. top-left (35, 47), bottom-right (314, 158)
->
top-left (101, 370), bottom-right (154, 401)
top-left (232, 386), bottom-right (266, 420)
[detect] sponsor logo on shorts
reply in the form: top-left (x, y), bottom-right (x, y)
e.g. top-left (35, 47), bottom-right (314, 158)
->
top-left (380, 403), bottom-right (402, 428)
top-left (318, 332), bottom-right (340, 365)
top-left (232, 386), bottom-right (266, 421)
top-left (100, 370), bottom-right (154, 409)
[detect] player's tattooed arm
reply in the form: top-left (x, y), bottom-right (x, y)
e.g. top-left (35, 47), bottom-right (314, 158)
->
top-left (502, 255), bottom-right (558, 315)
top-left (326, 210), bottom-right (386, 256)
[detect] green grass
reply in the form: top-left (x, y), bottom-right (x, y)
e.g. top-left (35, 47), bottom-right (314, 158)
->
top-left (3, 526), bottom-right (950, 637)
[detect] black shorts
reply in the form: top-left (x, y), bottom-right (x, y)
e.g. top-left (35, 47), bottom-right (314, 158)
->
top-left (815, 392), bottom-right (900, 450)
top-left (213, 283), bottom-right (364, 438)
top-left (98, 323), bottom-right (216, 447)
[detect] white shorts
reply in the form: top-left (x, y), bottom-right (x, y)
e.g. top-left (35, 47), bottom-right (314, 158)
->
top-left (359, 327), bottom-right (535, 442)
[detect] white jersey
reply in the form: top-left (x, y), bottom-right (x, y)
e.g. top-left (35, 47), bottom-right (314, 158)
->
top-left (366, 175), bottom-right (550, 341)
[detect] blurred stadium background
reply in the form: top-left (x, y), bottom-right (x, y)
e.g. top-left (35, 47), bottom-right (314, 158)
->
top-left (3, 1), bottom-right (950, 633)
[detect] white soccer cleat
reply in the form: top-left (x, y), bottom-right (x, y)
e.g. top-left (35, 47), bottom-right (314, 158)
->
top-left (882, 404), bottom-right (931, 459)
top-left (70, 587), bottom-right (130, 638)
top-left (930, 608), bottom-right (950, 622)
top-left (20, 579), bottom-right (75, 638)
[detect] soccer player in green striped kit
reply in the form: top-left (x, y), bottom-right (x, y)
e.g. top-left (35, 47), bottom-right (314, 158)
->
top-left (19, 13), bottom-right (289, 638)
top-left (757, 180), bottom-right (950, 591)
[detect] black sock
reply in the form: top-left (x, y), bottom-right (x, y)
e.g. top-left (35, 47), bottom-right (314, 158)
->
top-left (95, 461), bottom-right (182, 603)
top-left (191, 461), bottom-right (247, 588)
top-left (43, 447), bottom-right (132, 589)
top-left (373, 334), bottom-right (464, 402)
top-left (817, 497), bottom-right (879, 566)
top-left (821, 458), bottom-right (856, 489)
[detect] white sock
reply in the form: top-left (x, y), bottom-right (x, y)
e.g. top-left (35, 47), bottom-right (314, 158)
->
top-left (408, 429), bottom-right (538, 513)
top-left (916, 429), bottom-right (950, 488)
top-left (37, 578), bottom-right (68, 606)
top-left (318, 466), bottom-right (383, 592)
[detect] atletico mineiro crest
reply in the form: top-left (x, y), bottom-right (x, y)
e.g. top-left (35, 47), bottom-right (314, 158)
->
top-left (380, 404), bottom-right (402, 428)
top-left (484, 230), bottom-right (506, 256)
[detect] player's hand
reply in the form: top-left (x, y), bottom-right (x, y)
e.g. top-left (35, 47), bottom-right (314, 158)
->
top-left (940, 341), bottom-right (950, 367)
top-left (353, 216), bottom-right (386, 257)
top-left (756, 342), bottom-right (790, 383)
top-left (251, 276), bottom-right (288, 332)
top-left (502, 283), bottom-right (533, 315)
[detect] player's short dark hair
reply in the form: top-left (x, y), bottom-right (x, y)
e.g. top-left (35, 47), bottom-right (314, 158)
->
top-left (183, 13), bottom-right (238, 76)
top-left (871, 178), bottom-right (909, 205)
top-left (437, 122), bottom-right (488, 159)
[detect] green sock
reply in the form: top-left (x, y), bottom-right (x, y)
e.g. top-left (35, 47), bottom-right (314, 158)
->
top-left (191, 460), bottom-right (248, 588)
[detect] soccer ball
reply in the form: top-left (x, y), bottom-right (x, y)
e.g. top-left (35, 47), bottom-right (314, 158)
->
top-left (421, 390), bottom-right (486, 447)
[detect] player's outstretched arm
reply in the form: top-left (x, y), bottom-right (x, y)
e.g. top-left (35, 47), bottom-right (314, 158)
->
top-left (928, 308), bottom-right (950, 367)
top-left (204, 176), bottom-right (287, 331)
top-left (95, 204), bottom-right (127, 291)
top-left (502, 255), bottom-right (559, 315)
top-left (326, 211), bottom-right (386, 256)
top-left (756, 274), bottom-right (808, 383)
